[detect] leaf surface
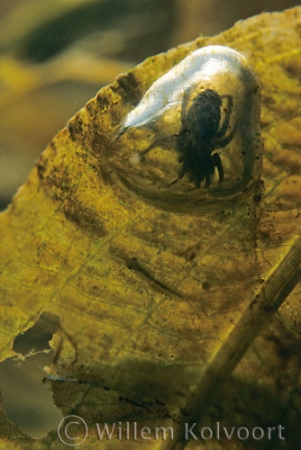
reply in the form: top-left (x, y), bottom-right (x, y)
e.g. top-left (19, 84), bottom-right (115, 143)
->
top-left (1, 6), bottom-right (301, 450)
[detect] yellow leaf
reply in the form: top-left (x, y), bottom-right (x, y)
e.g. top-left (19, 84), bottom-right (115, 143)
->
top-left (1, 6), bottom-right (301, 450)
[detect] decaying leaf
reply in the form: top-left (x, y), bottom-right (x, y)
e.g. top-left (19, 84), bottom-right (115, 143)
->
top-left (1, 6), bottom-right (301, 450)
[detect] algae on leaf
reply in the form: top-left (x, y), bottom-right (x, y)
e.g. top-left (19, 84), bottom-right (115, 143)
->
top-left (0, 6), bottom-right (301, 450)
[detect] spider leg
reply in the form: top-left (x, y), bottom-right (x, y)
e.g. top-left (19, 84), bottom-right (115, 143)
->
top-left (214, 120), bottom-right (238, 149)
top-left (166, 162), bottom-right (187, 188)
top-left (140, 134), bottom-right (177, 157)
top-left (212, 153), bottom-right (224, 183)
top-left (212, 94), bottom-right (237, 148)
top-left (204, 173), bottom-right (211, 188)
top-left (215, 94), bottom-right (233, 139)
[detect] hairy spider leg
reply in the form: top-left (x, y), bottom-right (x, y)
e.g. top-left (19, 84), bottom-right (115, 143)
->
top-left (213, 95), bottom-right (237, 147)
top-left (139, 134), bottom-right (177, 160)
top-left (215, 95), bottom-right (233, 138)
top-left (212, 152), bottom-right (224, 183)
top-left (214, 121), bottom-right (238, 148)
top-left (204, 172), bottom-right (211, 188)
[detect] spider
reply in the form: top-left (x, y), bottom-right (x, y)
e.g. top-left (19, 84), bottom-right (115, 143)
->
top-left (175, 88), bottom-right (236, 188)
top-left (119, 46), bottom-right (261, 200)
top-left (138, 88), bottom-right (237, 189)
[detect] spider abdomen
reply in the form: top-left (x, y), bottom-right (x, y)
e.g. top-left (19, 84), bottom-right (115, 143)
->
top-left (184, 89), bottom-right (222, 141)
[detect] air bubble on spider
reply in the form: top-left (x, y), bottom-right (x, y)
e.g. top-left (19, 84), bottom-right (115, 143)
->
top-left (112, 45), bottom-right (262, 212)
